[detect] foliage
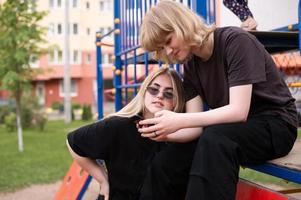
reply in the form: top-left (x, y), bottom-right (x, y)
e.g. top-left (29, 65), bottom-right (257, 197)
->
top-left (0, 0), bottom-right (49, 151)
top-left (1, 93), bottom-right (48, 131)
top-left (20, 92), bottom-right (46, 129)
top-left (51, 101), bottom-right (64, 111)
top-left (72, 103), bottom-right (81, 110)
top-left (4, 112), bottom-right (16, 132)
top-left (81, 104), bottom-right (92, 121)
top-left (0, 0), bottom-right (48, 91)
top-left (32, 110), bottom-right (48, 131)
top-left (0, 105), bottom-right (14, 124)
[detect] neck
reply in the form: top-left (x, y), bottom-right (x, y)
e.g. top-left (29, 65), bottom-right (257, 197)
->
top-left (192, 32), bottom-right (214, 61)
top-left (143, 112), bottom-right (153, 119)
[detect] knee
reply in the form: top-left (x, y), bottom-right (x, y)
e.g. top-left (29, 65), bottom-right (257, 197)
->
top-left (198, 127), bottom-right (223, 147)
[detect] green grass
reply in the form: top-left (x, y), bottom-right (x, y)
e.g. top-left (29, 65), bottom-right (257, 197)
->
top-left (0, 122), bottom-right (300, 192)
top-left (0, 120), bottom-right (92, 192)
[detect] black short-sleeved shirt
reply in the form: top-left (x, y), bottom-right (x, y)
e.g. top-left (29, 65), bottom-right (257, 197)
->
top-left (183, 27), bottom-right (297, 127)
top-left (67, 115), bottom-right (164, 199)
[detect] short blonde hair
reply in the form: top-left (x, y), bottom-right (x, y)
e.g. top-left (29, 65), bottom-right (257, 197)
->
top-left (108, 67), bottom-right (185, 118)
top-left (140, 0), bottom-right (215, 62)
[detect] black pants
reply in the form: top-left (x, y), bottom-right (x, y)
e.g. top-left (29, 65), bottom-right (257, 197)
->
top-left (140, 140), bottom-right (198, 200)
top-left (186, 116), bottom-right (297, 200)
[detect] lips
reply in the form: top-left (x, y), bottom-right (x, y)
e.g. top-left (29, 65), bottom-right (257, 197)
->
top-left (173, 50), bottom-right (180, 57)
top-left (152, 101), bottom-right (164, 107)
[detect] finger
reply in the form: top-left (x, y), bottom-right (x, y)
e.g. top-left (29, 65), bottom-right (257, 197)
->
top-left (105, 195), bottom-right (109, 200)
top-left (141, 132), bottom-right (156, 138)
top-left (138, 125), bottom-right (158, 133)
top-left (139, 118), bottom-right (158, 125)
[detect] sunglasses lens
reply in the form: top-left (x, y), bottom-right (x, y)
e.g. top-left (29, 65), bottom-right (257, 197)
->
top-left (147, 86), bottom-right (174, 100)
top-left (147, 87), bottom-right (160, 96)
top-left (163, 92), bottom-right (174, 99)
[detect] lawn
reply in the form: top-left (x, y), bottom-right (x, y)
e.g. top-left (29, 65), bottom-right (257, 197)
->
top-left (0, 120), bottom-right (92, 192)
top-left (0, 121), bottom-right (300, 192)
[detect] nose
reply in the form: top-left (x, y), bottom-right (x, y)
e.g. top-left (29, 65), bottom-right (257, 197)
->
top-left (156, 90), bottom-right (164, 99)
top-left (164, 46), bottom-right (173, 56)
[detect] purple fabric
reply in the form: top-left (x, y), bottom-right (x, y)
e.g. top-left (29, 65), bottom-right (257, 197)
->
top-left (223, 0), bottom-right (253, 21)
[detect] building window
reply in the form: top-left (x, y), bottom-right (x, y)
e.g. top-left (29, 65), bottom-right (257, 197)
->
top-left (106, 0), bottom-right (112, 10)
top-left (30, 55), bottom-right (39, 68)
top-left (59, 79), bottom-right (77, 97)
top-left (99, 27), bottom-right (105, 34)
top-left (73, 23), bottom-right (78, 35)
top-left (101, 54), bottom-right (114, 64)
top-left (86, 1), bottom-right (90, 9)
top-left (99, 1), bottom-right (104, 11)
top-left (57, 0), bottom-right (62, 8)
top-left (58, 50), bottom-right (63, 63)
top-left (72, 0), bottom-right (78, 8)
top-left (108, 54), bottom-right (114, 63)
top-left (49, 0), bottom-right (54, 8)
top-left (86, 53), bottom-right (91, 64)
top-left (48, 23), bottom-right (55, 36)
top-left (72, 50), bottom-right (80, 64)
top-left (57, 24), bottom-right (62, 34)
top-left (86, 28), bottom-right (90, 35)
top-left (48, 51), bottom-right (55, 63)
top-left (99, 0), bottom-right (112, 11)
top-left (48, 50), bottom-right (64, 64)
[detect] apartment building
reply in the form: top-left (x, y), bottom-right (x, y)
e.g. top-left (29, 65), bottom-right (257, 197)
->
top-left (31, 0), bottom-right (115, 108)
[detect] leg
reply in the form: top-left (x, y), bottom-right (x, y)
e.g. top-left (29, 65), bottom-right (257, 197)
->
top-left (223, 0), bottom-right (253, 21)
top-left (140, 140), bottom-right (197, 200)
top-left (223, 0), bottom-right (257, 30)
top-left (186, 116), bottom-right (296, 200)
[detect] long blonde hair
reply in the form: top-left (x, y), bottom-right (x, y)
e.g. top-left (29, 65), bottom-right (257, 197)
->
top-left (108, 67), bottom-right (185, 118)
top-left (140, 0), bottom-right (215, 62)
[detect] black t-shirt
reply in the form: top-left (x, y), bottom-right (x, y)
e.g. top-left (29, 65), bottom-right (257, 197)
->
top-left (67, 115), bottom-right (164, 199)
top-left (183, 27), bottom-right (297, 127)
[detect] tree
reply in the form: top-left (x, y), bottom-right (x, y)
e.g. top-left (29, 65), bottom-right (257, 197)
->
top-left (0, 0), bottom-right (48, 152)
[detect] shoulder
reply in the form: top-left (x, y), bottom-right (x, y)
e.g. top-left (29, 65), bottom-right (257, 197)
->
top-left (101, 115), bottom-right (137, 128)
top-left (216, 27), bottom-right (255, 41)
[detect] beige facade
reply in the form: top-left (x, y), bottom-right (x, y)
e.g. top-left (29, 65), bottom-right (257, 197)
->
top-left (37, 0), bottom-right (114, 65)
top-left (32, 0), bottom-right (115, 108)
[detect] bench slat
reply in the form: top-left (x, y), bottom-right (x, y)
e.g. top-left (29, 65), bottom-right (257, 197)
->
top-left (247, 139), bottom-right (301, 184)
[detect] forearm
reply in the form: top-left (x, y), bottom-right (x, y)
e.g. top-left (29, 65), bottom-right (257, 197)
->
top-left (182, 104), bottom-right (247, 128)
top-left (166, 127), bottom-right (202, 143)
top-left (66, 140), bottom-right (108, 184)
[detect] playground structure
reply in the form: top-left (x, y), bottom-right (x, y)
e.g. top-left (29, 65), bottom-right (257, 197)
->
top-left (55, 0), bottom-right (301, 199)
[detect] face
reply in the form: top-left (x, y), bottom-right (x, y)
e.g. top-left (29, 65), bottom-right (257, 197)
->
top-left (162, 33), bottom-right (192, 63)
top-left (144, 74), bottom-right (176, 118)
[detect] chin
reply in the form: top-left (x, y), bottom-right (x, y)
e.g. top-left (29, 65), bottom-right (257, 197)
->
top-left (149, 107), bottom-right (164, 114)
top-left (172, 53), bottom-right (192, 64)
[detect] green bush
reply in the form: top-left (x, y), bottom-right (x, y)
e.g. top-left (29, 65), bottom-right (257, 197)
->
top-left (4, 112), bottom-right (16, 132)
top-left (0, 105), bottom-right (11, 124)
top-left (81, 104), bottom-right (92, 121)
top-left (32, 110), bottom-right (48, 131)
top-left (72, 103), bottom-right (81, 110)
top-left (21, 106), bottom-right (33, 129)
top-left (51, 101), bottom-right (64, 112)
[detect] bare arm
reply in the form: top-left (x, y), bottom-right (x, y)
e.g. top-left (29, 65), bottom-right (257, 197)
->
top-left (139, 84), bottom-right (252, 135)
top-left (162, 95), bottom-right (204, 142)
top-left (66, 140), bottom-right (109, 199)
top-left (178, 84), bottom-right (252, 128)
